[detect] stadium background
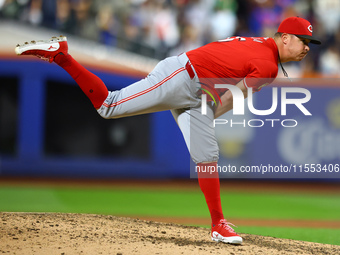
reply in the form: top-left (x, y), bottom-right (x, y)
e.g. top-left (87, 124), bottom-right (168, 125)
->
top-left (0, 0), bottom-right (340, 246)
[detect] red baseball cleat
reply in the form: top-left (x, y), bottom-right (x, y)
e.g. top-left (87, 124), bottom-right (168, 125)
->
top-left (15, 35), bottom-right (68, 63)
top-left (211, 219), bottom-right (243, 244)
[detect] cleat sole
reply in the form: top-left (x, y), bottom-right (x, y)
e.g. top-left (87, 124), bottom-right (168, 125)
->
top-left (211, 236), bottom-right (243, 244)
top-left (15, 36), bottom-right (67, 56)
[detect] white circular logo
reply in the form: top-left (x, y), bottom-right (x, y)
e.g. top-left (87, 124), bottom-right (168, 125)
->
top-left (308, 25), bottom-right (313, 33)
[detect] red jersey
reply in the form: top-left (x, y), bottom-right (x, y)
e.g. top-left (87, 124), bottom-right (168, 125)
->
top-left (186, 36), bottom-right (278, 97)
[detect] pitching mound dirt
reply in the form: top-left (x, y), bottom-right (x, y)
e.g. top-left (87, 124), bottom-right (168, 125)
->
top-left (0, 212), bottom-right (339, 255)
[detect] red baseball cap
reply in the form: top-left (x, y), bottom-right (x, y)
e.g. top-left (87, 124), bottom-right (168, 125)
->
top-left (277, 16), bottom-right (321, 45)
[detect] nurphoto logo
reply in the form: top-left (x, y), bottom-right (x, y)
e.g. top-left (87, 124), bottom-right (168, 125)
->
top-left (201, 84), bottom-right (312, 128)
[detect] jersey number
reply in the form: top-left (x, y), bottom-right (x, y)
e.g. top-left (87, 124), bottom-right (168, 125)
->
top-left (218, 36), bottom-right (246, 42)
top-left (218, 37), bottom-right (268, 43)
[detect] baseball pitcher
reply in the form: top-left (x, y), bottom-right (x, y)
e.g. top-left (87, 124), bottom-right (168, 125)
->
top-left (15, 17), bottom-right (320, 244)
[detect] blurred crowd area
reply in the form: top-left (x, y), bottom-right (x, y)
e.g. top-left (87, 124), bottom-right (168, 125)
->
top-left (1, 0), bottom-right (340, 77)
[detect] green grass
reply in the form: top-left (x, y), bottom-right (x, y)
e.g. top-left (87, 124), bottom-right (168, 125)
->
top-left (0, 185), bottom-right (339, 245)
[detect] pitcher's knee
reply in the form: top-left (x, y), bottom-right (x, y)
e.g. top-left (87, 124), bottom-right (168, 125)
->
top-left (97, 106), bottom-right (114, 119)
top-left (191, 150), bottom-right (219, 164)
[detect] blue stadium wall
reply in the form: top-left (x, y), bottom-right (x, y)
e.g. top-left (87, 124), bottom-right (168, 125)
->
top-left (1, 58), bottom-right (339, 180)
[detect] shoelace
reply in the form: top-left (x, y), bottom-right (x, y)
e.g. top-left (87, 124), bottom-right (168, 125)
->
top-left (34, 54), bottom-right (54, 63)
top-left (219, 220), bottom-right (237, 233)
top-left (36, 55), bottom-right (50, 61)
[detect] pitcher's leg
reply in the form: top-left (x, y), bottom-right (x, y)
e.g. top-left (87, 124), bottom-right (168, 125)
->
top-left (172, 107), bottom-right (222, 223)
top-left (54, 54), bottom-right (109, 109)
top-left (56, 53), bottom-right (192, 119)
top-left (15, 36), bottom-right (198, 119)
top-left (172, 106), bottom-right (219, 163)
top-left (98, 57), bottom-right (198, 119)
top-left (172, 106), bottom-right (222, 222)
top-left (197, 162), bottom-right (224, 225)
top-left (15, 36), bottom-right (109, 109)
top-left (173, 106), bottom-right (242, 243)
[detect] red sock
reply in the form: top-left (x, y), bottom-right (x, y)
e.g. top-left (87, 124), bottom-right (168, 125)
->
top-left (54, 54), bottom-right (108, 109)
top-left (197, 162), bottom-right (224, 226)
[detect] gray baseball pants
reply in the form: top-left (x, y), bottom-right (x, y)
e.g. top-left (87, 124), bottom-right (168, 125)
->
top-left (97, 53), bottom-right (219, 163)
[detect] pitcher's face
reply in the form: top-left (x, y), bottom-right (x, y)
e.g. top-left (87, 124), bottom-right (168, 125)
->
top-left (285, 34), bottom-right (311, 62)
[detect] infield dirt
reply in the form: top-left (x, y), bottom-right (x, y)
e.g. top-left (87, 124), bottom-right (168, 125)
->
top-left (1, 212), bottom-right (339, 255)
